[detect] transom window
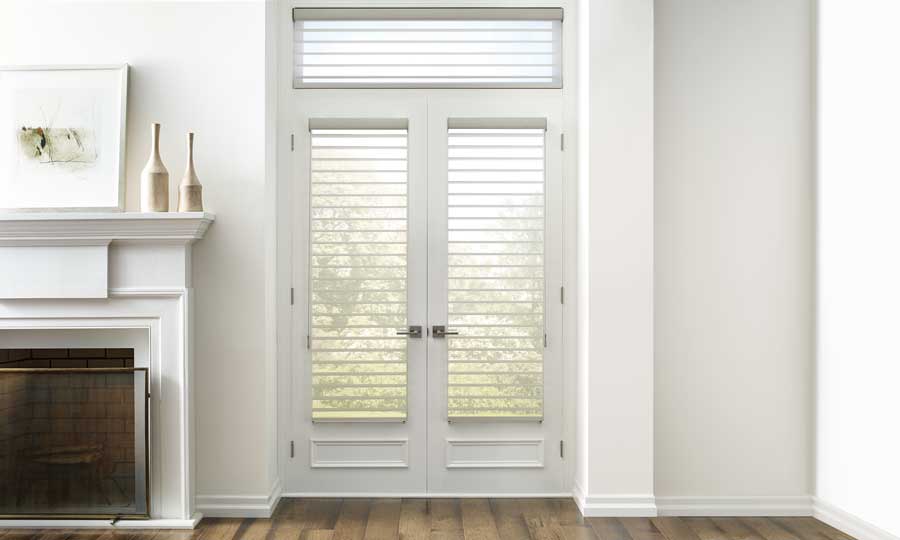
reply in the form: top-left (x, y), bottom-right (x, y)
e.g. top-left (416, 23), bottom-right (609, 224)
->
top-left (293, 8), bottom-right (563, 88)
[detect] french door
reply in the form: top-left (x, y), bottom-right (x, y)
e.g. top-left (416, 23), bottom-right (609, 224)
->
top-left (289, 92), bottom-right (564, 495)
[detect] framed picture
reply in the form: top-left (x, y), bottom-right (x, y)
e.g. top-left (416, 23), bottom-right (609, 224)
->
top-left (0, 64), bottom-right (128, 212)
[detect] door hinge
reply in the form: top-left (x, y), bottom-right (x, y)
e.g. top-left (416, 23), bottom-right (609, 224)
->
top-left (560, 133), bottom-right (565, 151)
top-left (560, 440), bottom-right (564, 458)
top-left (291, 133), bottom-right (295, 152)
top-left (290, 440), bottom-right (295, 458)
top-left (560, 286), bottom-right (565, 304)
top-left (543, 333), bottom-right (548, 348)
top-left (306, 335), bottom-right (311, 349)
top-left (290, 287), bottom-right (295, 306)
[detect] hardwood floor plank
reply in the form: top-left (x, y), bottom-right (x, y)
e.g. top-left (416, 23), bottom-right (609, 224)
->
top-left (741, 519), bottom-right (800, 540)
top-left (489, 499), bottom-right (530, 540)
top-left (236, 519), bottom-right (274, 540)
top-left (556, 500), bottom-right (584, 526)
top-left (398, 499), bottom-right (429, 540)
top-left (651, 518), bottom-right (702, 540)
top-left (275, 499), bottom-right (309, 520)
top-left (304, 500), bottom-right (344, 531)
top-left (333, 499), bottom-right (371, 540)
top-left (561, 526), bottom-right (598, 540)
top-left (618, 519), bottom-right (666, 540)
top-left (300, 531), bottom-right (334, 540)
top-left (771, 519), bottom-right (831, 540)
top-left (197, 518), bottom-right (245, 540)
top-left (586, 518), bottom-right (633, 540)
top-left (803, 520), bottom-right (854, 540)
top-left (524, 515), bottom-right (566, 540)
top-left (429, 499), bottom-right (464, 540)
top-left (520, 498), bottom-right (567, 540)
top-left (270, 499), bottom-right (311, 540)
top-left (150, 529), bottom-right (203, 540)
top-left (363, 499), bottom-right (402, 540)
top-left (0, 531), bottom-right (44, 540)
top-left (682, 518), bottom-right (728, 540)
top-left (460, 499), bottom-right (501, 540)
top-left (710, 519), bottom-right (765, 540)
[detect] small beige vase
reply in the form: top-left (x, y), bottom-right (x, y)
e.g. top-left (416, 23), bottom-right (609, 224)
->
top-left (177, 132), bottom-right (204, 212)
top-left (140, 123), bottom-right (169, 212)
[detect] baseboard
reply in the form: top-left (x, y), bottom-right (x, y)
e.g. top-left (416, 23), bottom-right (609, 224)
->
top-left (655, 496), bottom-right (812, 516)
top-left (572, 484), bottom-right (657, 517)
top-left (813, 498), bottom-right (900, 540)
top-left (0, 514), bottom-right (203, 529)
top-left (196, 479), bottom-right (282, 518)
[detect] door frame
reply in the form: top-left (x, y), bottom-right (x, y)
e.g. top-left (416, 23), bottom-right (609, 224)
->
top-left (275, 0), bottom-right (579, 497)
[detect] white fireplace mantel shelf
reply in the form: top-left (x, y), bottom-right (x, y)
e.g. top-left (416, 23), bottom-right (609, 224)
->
top-left (0, 212), bottom-right (215, 300)
top-left (0, 212), bottom-right (215, 246)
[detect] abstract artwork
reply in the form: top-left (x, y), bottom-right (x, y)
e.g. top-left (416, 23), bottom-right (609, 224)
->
top-left (0, 65), bottom-right (127, 211)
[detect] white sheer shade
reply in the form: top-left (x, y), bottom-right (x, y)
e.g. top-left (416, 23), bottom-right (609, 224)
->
top-left (309, 124), bottom-right (409, 421)
top-left (293, 8), bottom-right (563, 88)
top-left (446, 124), bottom-right (546, 420)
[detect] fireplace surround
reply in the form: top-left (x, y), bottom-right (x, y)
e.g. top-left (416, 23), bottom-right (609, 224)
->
top-left (0, 212), bottom-right (213, 528)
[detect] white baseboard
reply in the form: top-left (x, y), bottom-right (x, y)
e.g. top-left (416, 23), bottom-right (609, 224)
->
top-left (196, 479), bottom-right (282, 518)
top-left (0, 514), bottom-right (203, 529)
top-left (813, 498), bottom-right (900, 540)
top-left (572, 483), bottom-right (657, 517)
top-left (655, 496), bottom-right (812, 516)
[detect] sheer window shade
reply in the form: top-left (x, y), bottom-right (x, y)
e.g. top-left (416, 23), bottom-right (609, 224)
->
top-left (309, 122), bottom-right (409, 421)
top-left (446, 122), bottom-right (546, 421)
top-left (293, 8), bottom-right (563, 88)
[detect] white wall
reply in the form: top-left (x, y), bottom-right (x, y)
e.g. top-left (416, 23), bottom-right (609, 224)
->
top-left (654, 0), bottom-right (814, 509)
top-left (817, 1), bottom-right (900, 538)
top-left (0, 0), bottom-right (277, 508)
top-left (575, 0), bottom-right (656, 516)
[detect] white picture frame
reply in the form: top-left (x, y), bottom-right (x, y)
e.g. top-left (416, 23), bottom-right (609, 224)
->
top-left (0, 64), bottom-right (128, 212)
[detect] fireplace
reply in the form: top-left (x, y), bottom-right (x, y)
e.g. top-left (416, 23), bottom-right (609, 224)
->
top-left (0, 349), bottom-right (149, 519)
top-left (0, 211), bottom-right (213, 527)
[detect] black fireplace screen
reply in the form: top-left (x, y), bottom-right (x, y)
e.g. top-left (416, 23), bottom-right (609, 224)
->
top-left (0, 367), bottom-right (149, 519)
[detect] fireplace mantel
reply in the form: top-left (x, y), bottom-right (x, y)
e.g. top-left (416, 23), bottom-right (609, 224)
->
top-left (0, 212), bottom-right (215, 245)
top-left (0, 212), bottom-right (215, 299)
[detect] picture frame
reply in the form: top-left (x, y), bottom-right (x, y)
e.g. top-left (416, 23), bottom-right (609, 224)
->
top-left (0, 64), bottom-right (128, 212)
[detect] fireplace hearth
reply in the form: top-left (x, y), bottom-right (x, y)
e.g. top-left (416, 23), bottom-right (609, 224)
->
top-left (0, 349), bottom-right (148, 519)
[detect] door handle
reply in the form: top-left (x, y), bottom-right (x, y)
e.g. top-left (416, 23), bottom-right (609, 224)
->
top-left (396, 325), bottom-right (423, 338)
top-left (432, 325), bottom-right (459, 338)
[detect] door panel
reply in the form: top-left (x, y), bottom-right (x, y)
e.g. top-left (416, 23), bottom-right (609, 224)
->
top-left (426, 95), bottom-right (565, 493)
top-left (291, 94), bottom-right (428, 494)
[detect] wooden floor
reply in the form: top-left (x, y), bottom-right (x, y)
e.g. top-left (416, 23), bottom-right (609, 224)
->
top-left (0, 499), bottom-right (854, 540)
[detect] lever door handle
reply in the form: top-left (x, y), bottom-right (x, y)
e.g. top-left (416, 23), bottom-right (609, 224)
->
top-left (396, 325), bottom-right (422, 338)
top-left (432, 325), bottom-right (459, 338)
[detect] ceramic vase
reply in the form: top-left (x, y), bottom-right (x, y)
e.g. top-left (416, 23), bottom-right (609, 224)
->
top-left (177, 132), bottom-right (204, 212)
top-left (140, 122), bottom-right (169, 212)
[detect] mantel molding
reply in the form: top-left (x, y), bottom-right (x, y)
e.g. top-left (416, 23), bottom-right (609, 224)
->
top-left (0, 212), bottom-right (215, 246)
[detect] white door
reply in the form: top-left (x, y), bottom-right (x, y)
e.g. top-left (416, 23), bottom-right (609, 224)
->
top-left (426, 93), bottom-right (565, 494)
top-left (290, 94), bottom-right (429, 494)
top-left (290, 92), bottom-right (564, 495)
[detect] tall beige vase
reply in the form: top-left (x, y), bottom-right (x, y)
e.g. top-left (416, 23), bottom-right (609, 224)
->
top-left (140, 122), bottom-right (169, 212)
top-left (177, 132), bottom-right (204, 212)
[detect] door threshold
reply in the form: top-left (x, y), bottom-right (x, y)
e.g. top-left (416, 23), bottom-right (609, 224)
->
top-left (281, 492), bottom-right (574, 498)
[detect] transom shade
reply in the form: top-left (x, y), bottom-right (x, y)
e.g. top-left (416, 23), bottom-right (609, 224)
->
top-left (293, 8), bottom-right (563, 88)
